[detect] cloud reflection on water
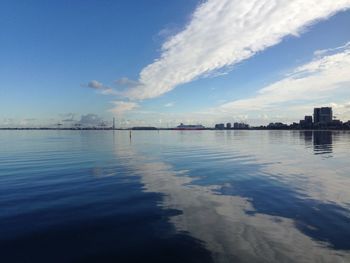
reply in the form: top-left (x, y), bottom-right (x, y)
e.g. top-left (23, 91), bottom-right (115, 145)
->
top-left (112, 130), bottom-right (350, 263)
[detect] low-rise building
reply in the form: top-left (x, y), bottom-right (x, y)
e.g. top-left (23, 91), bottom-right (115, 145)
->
top-left (215, 123), bottom-right (225, 129)
top-left (267, 122), bottom-right (288, 129)
top-left (300, 115), bottom-right (313, 129)
top-left (233, 122), bottom-right (249, 129)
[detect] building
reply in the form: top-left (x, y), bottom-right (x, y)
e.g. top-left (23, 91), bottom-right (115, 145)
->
top-left (226, 123), bottom-right (232, 129)
top-left (267, 122), bottom-right (288, 129)
top-left (305, 116), bottom-right (313, 124)
top-left (233, 122), bottom-right (249, 129)
top-left (215, 123), bottom-right (225, 129)
top-left (344, 120), bottom-right (350, 129)
top-left (314, 107), bottom-right (332, 124)
top-left (300, 115), bottom-right (313, 129)
top-left (313, 108), bottom-right (320, 123)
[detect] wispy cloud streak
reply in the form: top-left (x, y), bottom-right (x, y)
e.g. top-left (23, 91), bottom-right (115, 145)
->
top-left (219, 43), bottom-right (350, 119)
top-left (123, 0), bottom-right (350, 100)
top-left (109, 101), bottom-right (139, 116)
top-left (84, 80), bottom-right (118, 95)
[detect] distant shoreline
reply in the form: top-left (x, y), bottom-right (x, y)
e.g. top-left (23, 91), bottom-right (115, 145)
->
top-left (1, 128), bottom-right (349, 131)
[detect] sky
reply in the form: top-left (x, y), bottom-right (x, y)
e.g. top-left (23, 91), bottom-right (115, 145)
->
top-left (1, 0), bottom-right (350, 128)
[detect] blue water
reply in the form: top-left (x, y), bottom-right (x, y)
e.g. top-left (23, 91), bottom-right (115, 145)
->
top-left (1, 130), bottom-right (350, 262)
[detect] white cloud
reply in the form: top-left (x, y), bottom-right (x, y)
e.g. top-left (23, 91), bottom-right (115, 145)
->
top-left (313, 41), bottom-right (350, 57)
top-left (85, 80), bottom-right (119, 95)
top-left (100, 88), bottom-right (118, 95)
top-left (220, 44), bottom-right (350, 111)
top-left (78, 114), bottom-right (103, 126)
top-left (109, 101), bottom-right (139, 116)
top-left (329, 101), bottom-right (350, 120)
top-left (117, 42), bottom-right (350, 127)
top-left (121, 0), bottom-right (350, 100)
top-left (61, 113), bottom-right (75, 122)
top-left (164, 102), bottom-right (175, 107)
top-left (115, 77), bottom-right (141, 87)
top-left (219, 44), bottom-right (350, 120)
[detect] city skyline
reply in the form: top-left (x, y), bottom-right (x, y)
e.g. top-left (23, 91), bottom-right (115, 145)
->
top-left (2, 0), bottom-right (350, 127)
top-left (2, 106), bottom-right (349, 130)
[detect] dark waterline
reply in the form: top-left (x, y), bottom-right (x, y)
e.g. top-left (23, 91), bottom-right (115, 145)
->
top-left (0, 130), bottom-right (350, 262)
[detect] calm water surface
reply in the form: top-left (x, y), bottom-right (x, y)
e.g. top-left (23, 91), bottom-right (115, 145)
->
top-left (1, 130), bottom-right (350, 263)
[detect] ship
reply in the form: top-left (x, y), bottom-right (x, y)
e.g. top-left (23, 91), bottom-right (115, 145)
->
top-left (175, 123), bottom-right (205, 130)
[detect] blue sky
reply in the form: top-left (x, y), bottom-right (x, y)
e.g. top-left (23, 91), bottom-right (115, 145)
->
top-left (1, 0), bottom-right (350, 127)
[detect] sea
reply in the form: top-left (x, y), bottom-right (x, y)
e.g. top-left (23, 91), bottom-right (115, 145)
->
top-left (0, 130), bottom-right (350, 263)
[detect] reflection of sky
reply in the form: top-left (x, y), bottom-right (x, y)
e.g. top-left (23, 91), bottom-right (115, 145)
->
top-left (113, 130), bottom-right (350, 262)
top-left (0, 130), bottom-right (214, 263)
